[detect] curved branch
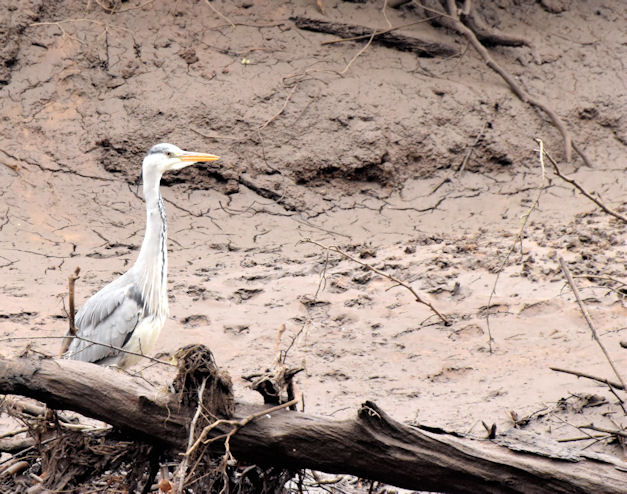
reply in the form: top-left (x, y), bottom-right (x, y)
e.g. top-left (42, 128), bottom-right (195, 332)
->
top-left (445, 0), bottom-right (574, 162)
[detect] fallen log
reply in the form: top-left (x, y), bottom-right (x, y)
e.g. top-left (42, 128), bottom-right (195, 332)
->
top-left (291, 16), bottom-right (458, 57)
top-left (0, 354), bottom-right (626, 494)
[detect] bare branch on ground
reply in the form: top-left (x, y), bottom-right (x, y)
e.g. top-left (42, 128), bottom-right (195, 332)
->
top-left (485, 139), bottom-right (548, 353)
top-left (558, 257), bottom-right (627, 391)
top-left (444, 0), bottom-right (577, 163)
top-left (60, 267), bottom-right (81, 356)
top-left (543, 149), bottom-right (627, 223)
top-left (302, 239), bottom-right (449, 325)
top-left (549, 366), bottom-right (624, 391)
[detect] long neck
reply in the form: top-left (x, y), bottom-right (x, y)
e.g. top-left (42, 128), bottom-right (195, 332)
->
top-left (134, 172), bottom-right (169, 319)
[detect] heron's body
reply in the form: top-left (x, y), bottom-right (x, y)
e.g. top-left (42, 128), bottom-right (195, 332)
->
top-left (64, 143), bottom-right (219, 368)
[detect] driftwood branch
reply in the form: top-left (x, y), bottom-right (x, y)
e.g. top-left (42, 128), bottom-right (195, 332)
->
top-left (1, 355), bottom-right (626, 493)
top-left (291, 16), bottom-right (458, 57)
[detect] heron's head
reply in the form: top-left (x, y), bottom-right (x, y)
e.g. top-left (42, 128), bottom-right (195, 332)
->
top-left (142, 143), bottom-right (219, 177)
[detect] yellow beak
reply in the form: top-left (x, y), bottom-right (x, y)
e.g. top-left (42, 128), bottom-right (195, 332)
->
top-left (180, 152), bottom-right (220, 163)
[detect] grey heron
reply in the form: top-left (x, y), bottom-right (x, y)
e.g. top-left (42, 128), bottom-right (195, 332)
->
top-left (64, 143), bottom-right (219, 368)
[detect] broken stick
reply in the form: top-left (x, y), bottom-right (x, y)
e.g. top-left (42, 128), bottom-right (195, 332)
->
top-left (302, 239), bottom-right (450, 325)
top-left (558, 257), bottom-right (627, 391)
top-left (60, 267), bottom-right (80, 356)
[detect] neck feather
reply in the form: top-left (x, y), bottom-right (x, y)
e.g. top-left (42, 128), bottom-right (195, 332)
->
top-left (134, 174), bottom-right (169, 320)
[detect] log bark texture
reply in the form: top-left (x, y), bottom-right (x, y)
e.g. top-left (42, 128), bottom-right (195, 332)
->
top-left (1, 356), bottom-right (626, 494)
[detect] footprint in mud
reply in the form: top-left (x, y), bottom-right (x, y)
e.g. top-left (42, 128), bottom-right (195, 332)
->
top-left (180, 314), bottom-right (209, 327)
top-left (223, 324), bottom-right (250, 334)
top-left (230, 288), bottom-right (263, 303)
top-left (428, 366), bottom-right (474, 383)
top-left (448, 323), bottom-right (484, 341)
top-left (0, 311), bottom-right (38, 323)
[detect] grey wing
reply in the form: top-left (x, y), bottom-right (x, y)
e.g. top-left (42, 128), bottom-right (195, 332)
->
top-left (65, 275), bottom-right (143, 364)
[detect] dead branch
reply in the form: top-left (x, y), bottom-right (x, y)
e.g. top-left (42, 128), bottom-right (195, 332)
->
top-left (60, 267), bottom-right (80, 356)
top-left (550, 366), bottom-right (624, 391)
top-left (1, 354), bottom-right (626, 493)
top-left (291, 16), bottom-right (458, 57)
top-left (204, 0), bottom-right (235, 28)
top-left (558, 257), bottom-right (627, 391)
top-left (543, 150), bottom-right (627, 223)
top-left (320, 18), bottom-right (439, 45)
top-left (417, 0), bottom-right (530, 47)
top-left (444, 0), bottom-right (576, 163)
top-left (302, 239), bottom-right (450, 325)
top-left (459, 7), bottom-right (531, 47)
top-left (4, 335), bottom-right (173, 368)
top-left (580, 424), bottom-right (627, 439)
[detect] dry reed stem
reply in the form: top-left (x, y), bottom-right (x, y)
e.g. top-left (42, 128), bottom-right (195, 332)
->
top-left (558, 257), bottom-right (627, 391)
top-left (2, 335), bottom-right (173, 367)
top-left (204, 0), bottom-right (235, 28)
top-left (258, 85), bottom-right (298, 131)
top-left (550, 366), bottom-right (624, 391)
top-left (485, 139), bottom-right (548, 352)
top-left (177, 376), bottom-right (208, 492)
top-left (341, 31), bottom-right (376, 74)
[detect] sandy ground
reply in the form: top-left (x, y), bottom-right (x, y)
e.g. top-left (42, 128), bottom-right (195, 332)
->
top-left (1, 0), bottom-right (627, 480)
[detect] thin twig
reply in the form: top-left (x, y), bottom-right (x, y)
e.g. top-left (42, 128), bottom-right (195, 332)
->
top-left (558, 257), bottom-right (627, 391)
top-left (340, 30), bottom-right (376, 75)
top-left (185, 398), bottom-right (299, 457)
top-left (258, 85), bottom-right (298, 131)
top-left (2, 335), bottom-right (174, 367)
top-left (178, 376), bottom-right (208, 492)
top-left (549, 366), bottom-right (624, 391)
top-left (382, 0), bottom-right (393, 29)
top-left (580, 424), bottom-right (627, 439)
top-left (606, 384), bottom-right (627, 415)
top-left (204, 0), bottom-right (235, 28)
top-left (320, 18), bottom-right (436, 45)
top-left (281, 249), bottom-right (329, 364)
top-left (302, 239), bottom-right (449, 325)
top-left (543, 150), bottom-right (627, 223)
top-left (485, 139), bottom-right (548, 352)
top-left (557, 434), bottom-right (607, 443)
top-left (456, 121), bottom-right (487, 174)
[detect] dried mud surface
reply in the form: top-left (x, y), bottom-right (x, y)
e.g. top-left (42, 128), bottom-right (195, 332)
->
top-left (1, 0), bottom-right (627, 473)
